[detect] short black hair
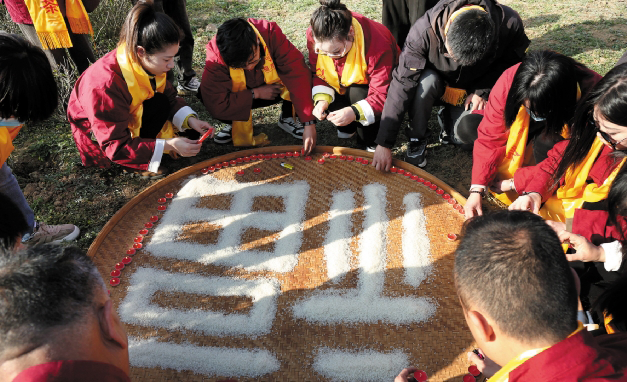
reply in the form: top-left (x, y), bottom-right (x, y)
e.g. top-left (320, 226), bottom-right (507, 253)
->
top-left (310, 0), bottom-right (353, 42)
top-left (0, 33), bottom-right (58, 122)
top-left (455, 210), bottom-right (578, 344)
top-left (446, 9), bottom-right (495, 66)
top-left (504, 51), bottom-right (583, 136)
top-left (0, 193), bottom-right (29, 250)
top-left (216, 18), bottom-right (258, 68)
top-left (0, 244), bottom-right (105, 354)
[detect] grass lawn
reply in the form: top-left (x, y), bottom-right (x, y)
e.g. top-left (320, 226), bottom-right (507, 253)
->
top-left (2, 0), bottom-right (626, 249)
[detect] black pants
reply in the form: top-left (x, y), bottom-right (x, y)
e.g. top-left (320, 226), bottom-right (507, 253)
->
top-left (216, 98), bottom-right (293, 125)
top-left (328, 85), bottom-right (379, 146)
top-left (382, 0), bottom-right (438, 48)
top-left (140, 93), bottom-right (171, 139)
top-left (456, 114), bottom-right (564, 162)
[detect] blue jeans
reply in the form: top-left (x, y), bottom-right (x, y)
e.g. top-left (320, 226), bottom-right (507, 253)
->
top-left (0, 163), bottom-right (34, 234)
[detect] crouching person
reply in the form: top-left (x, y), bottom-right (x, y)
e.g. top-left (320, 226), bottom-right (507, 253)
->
top-left (0, 244), bottom-right (130, 381)
top-left (395, 211), bottom-right (627, 381)
top-left (200, 18), bottom-right (317, 154)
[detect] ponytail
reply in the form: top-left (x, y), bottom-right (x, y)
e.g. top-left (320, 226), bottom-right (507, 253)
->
top-left (310, 0), bottom-right (352, 41)
top-left (118, 0), bottom-right (183, 61)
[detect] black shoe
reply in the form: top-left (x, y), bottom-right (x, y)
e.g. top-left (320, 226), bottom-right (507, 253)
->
top-left (405, 138), bottom-right (427, 168)
top-left (437, 108), bottom-right (452, 145)
top-left (213, 124), bottom-right (232, 144)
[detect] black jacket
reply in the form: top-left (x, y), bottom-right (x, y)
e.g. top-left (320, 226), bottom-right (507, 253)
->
top-left (376, 0), bottom-right (530, 148)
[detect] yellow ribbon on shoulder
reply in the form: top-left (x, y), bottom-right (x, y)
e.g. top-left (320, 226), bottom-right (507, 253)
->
top-left (23, 0), bottom-right (93, 50)
top-left (488, 322), bottom-right (584, 382)
top-left (228, 23), bottom-right (289, 146)
top-left (115, 44), bottom-right (176, 141)
top-left (0, 126), bottom-right (22, 166)
top-left (539, 137), bottom-right (627, 222)
top-left (315, 17), bottom-right (368, 94)
top-left (492, 85), bottom-right (581, 206)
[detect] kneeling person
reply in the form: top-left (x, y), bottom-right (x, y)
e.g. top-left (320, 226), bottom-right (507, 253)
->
top-left (201, 18), bottom-right (316, 152)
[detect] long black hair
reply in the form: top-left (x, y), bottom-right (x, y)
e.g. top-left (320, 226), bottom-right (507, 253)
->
top-left (310, 0), bottom-right (352, 42)
top-left (504, 51), bottom-right (583, 137)
top-left (551, 63), bottom-right (627, 188)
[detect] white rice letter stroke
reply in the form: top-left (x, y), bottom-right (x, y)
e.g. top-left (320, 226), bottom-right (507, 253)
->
top-left (129, 337), bottom-right (280, 377)
top-left (146, 176), bottom-right (309, 272)
top-left (119, 267), bottom-right (279, 337)
top-left (323, 190), bottom-right (355, 282)
top-left (402, 193), bottom-right (433, 286)
top-left (293, 184), bottom-right (436, 324)
top-left (313, 348), bottom-right (409, 382)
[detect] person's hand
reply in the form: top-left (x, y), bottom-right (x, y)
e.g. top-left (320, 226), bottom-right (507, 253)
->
top-left (253, 84), bottom-right (282, 100)
top-left (467, 349), bottom-right (501, 378)
top-left (164, 137), bottom-right (201, 157)
top-left (464, 93), bottom-right (487, 111)
top-left (313, 101), bottom-right (329, 120)
top-left (489, 178), bottom-right (513, 194)
top-left (509, 193), bottom-right (541, 214)
top-left (187, 117), bottom-right (213, 135)
top-left (302, 124), bottom-right (317, 155)
top-left (464, 192), bottom-right (483, 219)
top-left (545, 220), bottom-right (566, 235)
top-left (372, 145), bottom-right (393, 172)
top-left (558, 231), bottom-right (606, 263)
top-left (394, 367), bottom-right (419, 382)
top-left (327, 107), bottom-right (356, 126)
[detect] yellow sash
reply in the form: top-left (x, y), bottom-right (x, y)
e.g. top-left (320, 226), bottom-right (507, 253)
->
top-left (23, 0), bottom-right (93, 50)
top-left (539, 138), bottom-right (627, 222)
top-left (228, 23), bottom-right (289, 146)
top-left (115, 44), bottom-right (176, 141)
top-left (492, 85), bottom-right (581, 205)
top-left (604, 312), bottom-right (616, 334)
top-left (0, 126), bottom-right (22, 166)
top-left (488, 322), bottom-right (584, 382)
top-left (315, 18), bottom-right (368, 95)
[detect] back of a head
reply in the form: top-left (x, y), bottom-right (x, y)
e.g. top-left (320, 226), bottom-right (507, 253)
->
top-left (310, 0), bottom-right (352, 42)
top-left (118, 0), bottom-right (183, 61)
top-left (0, 244), bottom-right (104, 356)
top-left (0, 193), bottom-right (29, 250)
top-left (216, 18), bottom-right (258, 68)
top-left (446, 8), bottom-right (495, 66)
top-left (505, 50), bottom-right (580, 135)
top-left (455, 211), bottom-right (578, 345)
top-left (0, 33), bottom-right (57, 123)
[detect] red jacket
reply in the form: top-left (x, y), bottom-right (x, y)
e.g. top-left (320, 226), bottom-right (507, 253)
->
top-left (514, 141), bottom-right (625, 238)
top-left (13, 360), bottom-right (131, 382)
top-left (472, 62), bottom-right (602, 186)
top-left (508, 331), bottom-right (627, 381)
top-left (67, 50), bottom-right (188, 171)
top-left (306, 12), bottom-right (400, 124)
top-left (200, 18), bottom-right (314, 123)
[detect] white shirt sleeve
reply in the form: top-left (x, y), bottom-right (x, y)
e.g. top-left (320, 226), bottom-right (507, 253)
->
top-left (600, 241), bottom-right (623, 272)
top-left (148, 139), bottom-right (165, 173)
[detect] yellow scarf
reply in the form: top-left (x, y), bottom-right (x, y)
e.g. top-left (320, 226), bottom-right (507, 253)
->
top-left (539, 137), bottom-right (627, 222)
top-left (492, 85), bottom-right (581, 206)
top-left (0, 126), bottom-right (22, 166)
top-left (604, 312), bottom-right (616, 334)
top-left (228, 23), bottom-right (289, 146)
top-left (115, 44), bottom-right (176, 141)
top-left (315, 17), bottom-right (368, 94)
top-left (488, 322), bottom-right (584, 382)
top-left (23, 0), bottom-right (93, 50)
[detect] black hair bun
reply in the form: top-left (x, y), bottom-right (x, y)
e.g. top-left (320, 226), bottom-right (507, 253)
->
top-left (319, 0), bottom-right (342, 9)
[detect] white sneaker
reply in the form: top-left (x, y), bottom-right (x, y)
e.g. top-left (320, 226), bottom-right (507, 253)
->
top-left (277, 114), bottom-right (304, 139)
top-left (337, 131), bottom-right (356, 139)
top-left (213, 124), bottom-right (233, 144)
top-left (22, 222), bottom-right (80, 245)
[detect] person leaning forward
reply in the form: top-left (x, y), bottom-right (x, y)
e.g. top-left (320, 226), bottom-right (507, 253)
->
top-left (372, 0), bottom-right (530, 171)
top-left (200, 18), bottom-right (317, 153)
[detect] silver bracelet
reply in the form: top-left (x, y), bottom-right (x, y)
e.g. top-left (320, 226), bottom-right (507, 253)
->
top-left (251, 89), bottom-right (255, 99)
top-left (509, 178), bottom-right (515, 192)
